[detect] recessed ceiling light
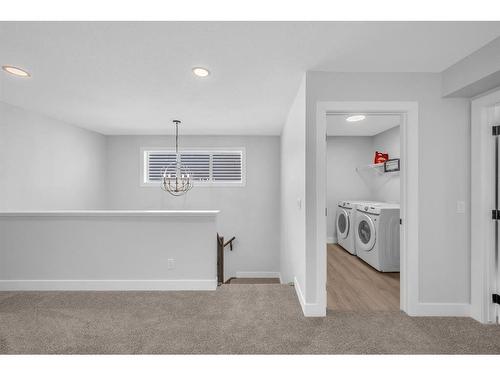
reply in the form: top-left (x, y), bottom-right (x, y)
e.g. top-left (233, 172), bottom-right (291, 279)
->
top-left (192, 67), bottom-right (210, 77)
top-left (346, 115), bottom-right (366, 122)
top-left (2, 65), bottom-right (31, 78)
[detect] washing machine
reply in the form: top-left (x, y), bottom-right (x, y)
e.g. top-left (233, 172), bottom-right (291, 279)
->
top-left (355, 203), bottom-right (400, 272)
top-left (336, 200), bottom-right (381, 254)
top-left (336, 201), bottom-right (358, 254)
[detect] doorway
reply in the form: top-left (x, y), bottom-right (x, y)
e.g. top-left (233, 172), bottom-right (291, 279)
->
top-left (326, 113), bottom-right (402, 311)
top-left (314, 101), bottom-right (419, 316)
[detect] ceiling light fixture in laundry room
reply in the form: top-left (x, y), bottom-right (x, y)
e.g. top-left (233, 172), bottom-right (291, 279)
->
top-left (2, 65), bottom-right (31, 78)
top-left (346, 115), bottom-right (366, 122)
top-left (192, 67), bottom-right (210, 77)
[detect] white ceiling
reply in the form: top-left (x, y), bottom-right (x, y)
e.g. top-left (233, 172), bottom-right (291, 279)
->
top-left (1, 22), bottom-right (500, 135)
top-left (327, 114), bottom-right (401, 136)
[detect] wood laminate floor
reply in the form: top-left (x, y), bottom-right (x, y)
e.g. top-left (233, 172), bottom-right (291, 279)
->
top-left (327, 243), bottom-right (400, 312)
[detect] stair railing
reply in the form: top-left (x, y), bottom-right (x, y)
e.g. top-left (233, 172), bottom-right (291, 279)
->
top-left (217, 234), bottom-right (236, 285)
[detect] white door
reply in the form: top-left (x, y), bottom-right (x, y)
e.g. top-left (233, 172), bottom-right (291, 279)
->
top-left (492, 104), bottom-right (500, 323)
top-left (471, 92), bottom-right (500, 323)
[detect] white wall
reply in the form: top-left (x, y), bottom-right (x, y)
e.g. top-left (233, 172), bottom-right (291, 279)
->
top-left (326, 136), bottom-right (373, 242)
top-left (0, 101), bottom-right (280, 282)
top-left (105, 135), bottom-right (280, 280)
top-left (0, 211), bottom-right (218, 290)
top-left (280, 77), bottom-right (306, 292)
top-left (372, 126), bottom-right (400, 203)
top-left (0, 101), bottom-right (107, 210)
top-left (305, 72), bottom-right (470, 307)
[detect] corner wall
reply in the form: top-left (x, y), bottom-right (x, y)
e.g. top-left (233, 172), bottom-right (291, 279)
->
top-left (0, 102), bottom-right (107, 210)
top-left (305, 72), bottom-right (470, 312)
top-left (280, 76), bottom-right (306, 298)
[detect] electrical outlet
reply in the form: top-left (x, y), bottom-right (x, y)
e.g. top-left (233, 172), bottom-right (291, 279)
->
top-left (456, 201), bottom-right (465, 214)
top-left (167, 258), bottom-right (175, 270)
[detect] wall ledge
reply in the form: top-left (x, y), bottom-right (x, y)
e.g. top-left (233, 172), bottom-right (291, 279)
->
top-left (0, 279), bottom-right (218, 291)
top-left (0, 210), bottom-right (220, 217)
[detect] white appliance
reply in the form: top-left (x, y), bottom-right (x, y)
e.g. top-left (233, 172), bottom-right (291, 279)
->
top-left (336, 200), bottom-right (381, 255)
top-left (355, 203), bottom-right (400, 272)
top-left (336, 201), bottom-right (358, 254)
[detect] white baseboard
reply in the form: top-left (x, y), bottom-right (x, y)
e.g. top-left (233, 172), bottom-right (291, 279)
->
top-left (294, 276), bottom-right (306, 313)
top-left (327, 236), bottom-right (336, 244)
top-left (293, 276), bottom-right (326, 317)
top-left (235, 271), bottom-right (281, 279)
top-left (408, 302), bottom-right (471, 317)
top-left (0, 279), bottom-right (218, 291)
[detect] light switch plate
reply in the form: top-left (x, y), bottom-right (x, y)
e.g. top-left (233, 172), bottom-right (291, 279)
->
top-left (167, 258), bottom-right (175, 270)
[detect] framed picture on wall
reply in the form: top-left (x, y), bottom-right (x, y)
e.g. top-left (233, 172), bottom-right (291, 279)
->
top-left (384, 158), bottom-right (400, 173)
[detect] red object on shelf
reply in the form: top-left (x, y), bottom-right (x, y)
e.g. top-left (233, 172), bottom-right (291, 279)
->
top-left (374, 151), bottom-right (389, 164)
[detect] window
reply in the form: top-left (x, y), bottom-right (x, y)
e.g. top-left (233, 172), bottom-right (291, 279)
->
top-left (180, 153), bottom-right (211, 181)
top-left (142, 148), bottom-right (245, 186)
top-left (212, 153), bottom-right (243, 182)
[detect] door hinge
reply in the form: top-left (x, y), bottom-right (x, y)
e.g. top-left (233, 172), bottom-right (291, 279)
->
top-left (493, 294), bottom-right (500, 305)
top-left (493, 125), bottom-right (500, 136)
top-left (492, 210), bottom-right (500, 220)
top-left (399, 218), bottom-right (402, 225)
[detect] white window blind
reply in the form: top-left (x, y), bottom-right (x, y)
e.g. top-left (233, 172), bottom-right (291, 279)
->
top-left (212, 152), bottom-right (242, 181)
top-left (180, 153), bottom-right (210, 181)
top-left (146, 151), bottom-right (177, 182)
top-left (143, 149), bottom-right (244, 185)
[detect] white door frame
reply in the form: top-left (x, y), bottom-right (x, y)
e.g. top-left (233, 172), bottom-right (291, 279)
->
top-left (471, 89), bottom-right (500, 323)
top-left (316, 101), bottom-right (419, 315)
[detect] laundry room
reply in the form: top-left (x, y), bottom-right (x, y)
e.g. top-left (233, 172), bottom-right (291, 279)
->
top-left (326, 113), bottom-right (402, 312)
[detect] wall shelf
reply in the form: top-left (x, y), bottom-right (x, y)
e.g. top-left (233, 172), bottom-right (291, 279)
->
top-left (355, 163), bottom-right (386, 174)
top-left (356, 158), bottom-right (400, 174)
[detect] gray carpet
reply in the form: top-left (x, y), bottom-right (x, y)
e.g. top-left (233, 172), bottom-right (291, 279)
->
top-left (0, 284), bottom-right (499, 354)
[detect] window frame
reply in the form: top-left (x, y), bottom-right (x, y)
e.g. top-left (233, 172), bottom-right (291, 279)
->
top-left (140, 147), bottom-right (246, 187)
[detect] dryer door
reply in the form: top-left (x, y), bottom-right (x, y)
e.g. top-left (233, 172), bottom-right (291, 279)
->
top-left (356, 213), bottom-right (376, 251)
top-left (336, 208), bottom-right (350, 240)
